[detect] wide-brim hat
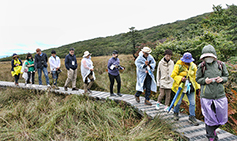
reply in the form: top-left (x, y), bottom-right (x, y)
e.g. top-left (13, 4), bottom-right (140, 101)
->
top-left (141, 47), bottom-right (152, 54)
top-left (181, 52), bottom-right (194, 63)
top-left (200, 53), bottom-right (217, 60)
top-left (83, 51), bottom-right (92, 57)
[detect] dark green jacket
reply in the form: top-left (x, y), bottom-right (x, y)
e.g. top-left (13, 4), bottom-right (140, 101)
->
top-left (196, 45), bottom-right (229, 99)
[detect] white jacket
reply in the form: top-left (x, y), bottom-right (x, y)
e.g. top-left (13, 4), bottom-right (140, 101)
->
top-left (81, 57), bottom-right (96, 82)
top-left (156, 57), bottom-right (174, 89)
top-left (49, 56), bottom-right (61, 71)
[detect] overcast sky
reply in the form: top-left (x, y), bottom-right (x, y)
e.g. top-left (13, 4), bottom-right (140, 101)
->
top-left (0, 0), bottom-right (236, 58)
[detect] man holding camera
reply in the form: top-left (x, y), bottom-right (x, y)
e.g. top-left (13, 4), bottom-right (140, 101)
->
top-left (107, 50), bottom-right (124, 97)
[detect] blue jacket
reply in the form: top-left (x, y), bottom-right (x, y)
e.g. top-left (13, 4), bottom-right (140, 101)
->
top-left (65, 54), bottom-right (77, 70)
top-left (108, 57), bottom-right (120, 76)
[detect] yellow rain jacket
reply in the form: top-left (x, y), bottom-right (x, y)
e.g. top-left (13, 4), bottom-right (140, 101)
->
top-left (11, 59), bottom-right (23, 76)
top-left (171, 60), bottom-right (200, 106)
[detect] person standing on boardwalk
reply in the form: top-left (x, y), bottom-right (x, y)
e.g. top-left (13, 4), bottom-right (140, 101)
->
top-left (64, 48), bottom-right (78, 91)
top-left (171, 52), bottom-right (200, 126)
top-left (49, 50), bottom-right (61, 90)
top-left (25, 53), bottom-right (35, 86)
top-left (11, 53), bottom-right (22, 86)
top-left (107, 50), bottom-right (124, 97)
top-left (34, 48), bottom-right (50, 87)
top-left (81, 51), bottom-right (95, 94)
top-left (156, 49), bottom-right (174, 111)
top-left (196, 45), bottom-right (229, 141)
top-left (134, 47), bottom-right (157, 105)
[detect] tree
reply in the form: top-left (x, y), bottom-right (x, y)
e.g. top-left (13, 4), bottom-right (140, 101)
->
top-left (124, 27), bottom-right (143, 59)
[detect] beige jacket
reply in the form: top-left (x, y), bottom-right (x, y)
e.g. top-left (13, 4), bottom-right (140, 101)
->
top-left (156, 57), bottom-right (174, 89)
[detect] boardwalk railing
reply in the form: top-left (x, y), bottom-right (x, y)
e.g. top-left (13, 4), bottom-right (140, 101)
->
top-left (0, 81), bottom-right (236, 141)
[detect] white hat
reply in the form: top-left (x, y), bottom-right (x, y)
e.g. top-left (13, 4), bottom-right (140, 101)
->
top-left (200, 53), bottom-right (217, 60)
top-left (83, 51), bottom-right (91, 57)
top-left (141, 47), bottom-right (152, 54)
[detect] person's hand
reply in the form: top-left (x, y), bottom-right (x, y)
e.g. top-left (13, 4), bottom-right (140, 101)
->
top-left (32, 64), bottom-right (34, 66)
top-left (181, 77), bottom-right (186, 83)
top-left (145, 71), bottom-right (148, 73)
top-left (216, 76), bottom-right (223, 83)
top-left (145, 60), bottom-right (149, 66)
top-left (90, 68), bottom-right (94, 71)
top-left (16, 64), bottom-right (19, 66)
top-left (205, 77), bottom-right (212, 84)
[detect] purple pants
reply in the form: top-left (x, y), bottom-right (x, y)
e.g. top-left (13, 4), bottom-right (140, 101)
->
top-left (201, 97), bottom-right (228, 126)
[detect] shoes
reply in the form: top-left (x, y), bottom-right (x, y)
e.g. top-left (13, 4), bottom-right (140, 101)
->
top-left (64, 86), bottom-right (68, 91)
top-left (208, 138), bottom-right (214, 141)
top-left (87, 89), bottom-right (92, 94)
top-left (135, 95), bottom-right (140, 103)
top-left (214, 131), bottom-right (218, 141)
top-left (72, 88), bottom-right (79, 91)
top-left (163, 106), bottom-right (169, 112)
top-left (156, 103), bottom-right (160, 109)
top-left (173, 112), bottom-right (179, 121)
top-left (145, 100), bottom-right (152, 105)
top-left (47, 84), bottom-right (51, 88)
top-left (52, 85), bottom-right (59, 90)
top-left (110, 93), bottom-right (116, 96)
top-left (189, 116), bottom-right (199, 126)
top-left (117, 93), bottom-right (122, 97)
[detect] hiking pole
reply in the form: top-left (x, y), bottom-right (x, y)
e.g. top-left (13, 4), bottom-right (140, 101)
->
top-left (167, 76), bottom-right (186, 113)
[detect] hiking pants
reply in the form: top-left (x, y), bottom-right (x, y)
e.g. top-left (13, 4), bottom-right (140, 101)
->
top-left (158, 88), bottom-right (171, 106)
top-left (108, 73), bottom-right (121, 94)
top-left (135, 74), bottom-right (152, 101)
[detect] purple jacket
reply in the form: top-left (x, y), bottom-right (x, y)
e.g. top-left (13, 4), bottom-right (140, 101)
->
top-left (108, 57), bottom-right (120, 76)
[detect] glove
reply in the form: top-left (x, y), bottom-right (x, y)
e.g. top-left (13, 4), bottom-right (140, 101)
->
top-left (181, 77), bottom-right (186, 83)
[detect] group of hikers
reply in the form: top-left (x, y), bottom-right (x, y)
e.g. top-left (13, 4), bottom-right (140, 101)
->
top-left (11, 44), bottom-right (228, 141)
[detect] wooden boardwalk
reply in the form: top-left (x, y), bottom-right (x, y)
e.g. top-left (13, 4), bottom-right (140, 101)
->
top-left (0, 81), bottom-right (236, 141)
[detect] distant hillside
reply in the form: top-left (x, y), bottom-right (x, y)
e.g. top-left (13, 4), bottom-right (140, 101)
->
top-left (0, 11), bottom-right (210, 61)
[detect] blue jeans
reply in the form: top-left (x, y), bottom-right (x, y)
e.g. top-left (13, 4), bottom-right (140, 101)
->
top-left (37, 67), bottom-right (50, 85)
top-left (51, 71), bottom-right (58, 85)
top-left (173, 91), bottom-right (196, 116)
top-left (135, 74), bottom-right (151, 100)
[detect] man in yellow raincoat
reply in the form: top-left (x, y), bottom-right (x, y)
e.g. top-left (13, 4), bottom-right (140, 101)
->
top-left (11, 53), bottom-right (23, 86)
top-left (171, 52), bottom-right (200, 126)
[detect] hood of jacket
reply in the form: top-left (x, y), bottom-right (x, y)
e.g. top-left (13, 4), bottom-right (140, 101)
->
top-left (200, 44), bottom-right (217, 59)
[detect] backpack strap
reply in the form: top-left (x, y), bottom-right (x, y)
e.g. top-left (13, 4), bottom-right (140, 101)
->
top-left (200, 60), bottom-right (223, 77)
top-left (200, 61), bottom-right (206, 77)
top-left (216, 60), bottom-right (223, 71)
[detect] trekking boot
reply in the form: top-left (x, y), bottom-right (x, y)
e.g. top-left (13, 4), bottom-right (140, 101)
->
top-left (135, 95), bottom-right (140, 103)
top-left (110, 93), bottom-right (116, 96)
top-left (64, 86), bottom-right (68, 91)
top-left (55, 86), bottom-right (60, 90)
top-left (214, 131), bottom-right (218, 141)
top-left (208, 138), bottom-right (214, 141)
top-left (87, 89), bottom-right (92, 94)
top-left (72, 87), bottom-right (79, 91)
top-left (117, 93), bottom-right (122, 97)
top-left (189, 116), bottom-right (199, 126)
top-left (84, 84), bottom-right (88, 94)
top-left (173, 112), bottom-right (179, 121)
top-left (145, 100), bottom-right (152, 105)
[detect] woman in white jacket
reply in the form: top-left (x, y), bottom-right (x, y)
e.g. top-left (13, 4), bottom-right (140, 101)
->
top-left (81, 51), bottom-right (95, 94)
top-left (156, 49), bottom-right (174, 111)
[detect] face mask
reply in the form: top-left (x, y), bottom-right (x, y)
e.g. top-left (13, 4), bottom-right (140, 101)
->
top-left (205, 57), bottom-right (214, 63)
